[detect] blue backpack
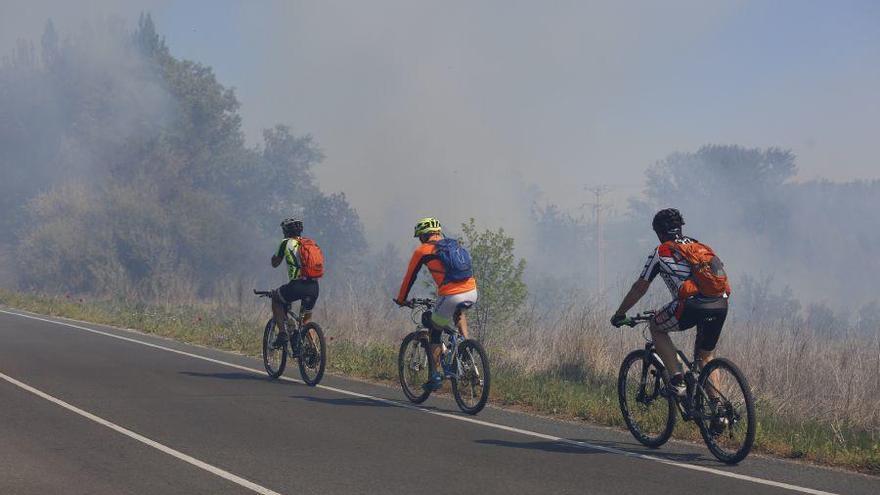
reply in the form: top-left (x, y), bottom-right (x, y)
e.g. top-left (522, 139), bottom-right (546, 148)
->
top-left (433, 238), bottom-right (473, 283)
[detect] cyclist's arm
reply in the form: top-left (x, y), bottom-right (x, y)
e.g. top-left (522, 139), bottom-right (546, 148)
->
top-left (613, 279), bottom-right (650, 317)
top-left (271, 239), bottom-right (287, 268)
top-left (614, 248), bottom-right (659, 317)
top-left (396, 248), bottom-right (427, 303)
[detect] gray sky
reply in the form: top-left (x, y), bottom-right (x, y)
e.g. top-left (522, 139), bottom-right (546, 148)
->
top-left (2, 0), bottom-right (879, 239)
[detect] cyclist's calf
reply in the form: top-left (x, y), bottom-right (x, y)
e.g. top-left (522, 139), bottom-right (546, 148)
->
top-left (649, 320), bottom-right (685, 377)
top-left (427, 306), bottom-right (470, 342)
top-left (267, 291), bottom-right (286, 332)
top-left (454, 308), bottom-right (469, 339)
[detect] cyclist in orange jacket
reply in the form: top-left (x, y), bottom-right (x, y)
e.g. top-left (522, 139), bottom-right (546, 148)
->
top-left (394, 217), bottom-right (478, 390)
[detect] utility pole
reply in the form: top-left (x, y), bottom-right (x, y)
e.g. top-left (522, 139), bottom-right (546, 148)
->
top-left (585, 186), bottom-right (611, 295)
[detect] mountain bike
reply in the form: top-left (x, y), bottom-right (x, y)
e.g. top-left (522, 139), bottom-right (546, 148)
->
top-left (616, 311), bottom-right (756, 464)
top-left (255, 289), bottom-right (326, 386)
top-left (397, 298), bottom-right (490, 415)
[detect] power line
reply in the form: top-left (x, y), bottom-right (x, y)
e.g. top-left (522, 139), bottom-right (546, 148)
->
top-left (585, 185), bottom-right (612, 295)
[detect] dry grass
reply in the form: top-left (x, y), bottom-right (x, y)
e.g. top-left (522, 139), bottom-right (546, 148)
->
top-left (325, 286), bottom-right (880, 434)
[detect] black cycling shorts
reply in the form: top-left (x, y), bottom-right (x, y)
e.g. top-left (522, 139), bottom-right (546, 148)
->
top-left (276, 279), bottom-right (319, 312)
top-left (681, 296), bottom-right (728, 352)
top-left (653, 296), bottom-right (728, 352)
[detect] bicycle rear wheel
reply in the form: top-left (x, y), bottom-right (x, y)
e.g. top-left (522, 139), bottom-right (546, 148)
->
top-left (262, 319), bottom-right (287, 379)
top-left (297, 322), bottom-right (326, 386)
top-left (398, 332), bottom-right (433, 403)
top-left (451, 340), bottom-right (490, 415)
top-left (617, 349), bottom-right (676, 448)
top-left (694, 358), bottom-right (756, 464)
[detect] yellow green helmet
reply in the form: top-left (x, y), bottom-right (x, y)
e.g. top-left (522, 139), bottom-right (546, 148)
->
top-left (413, 217), bottom-right (442, 237)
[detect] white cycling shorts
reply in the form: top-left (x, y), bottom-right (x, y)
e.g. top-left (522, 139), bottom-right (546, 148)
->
top-left (431, 289), bottom-right (478, 329)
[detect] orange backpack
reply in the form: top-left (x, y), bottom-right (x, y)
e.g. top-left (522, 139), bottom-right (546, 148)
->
top-left (298, 237), bottom-right (325, 279)
top-left (666, 240), bottom-right (730, 298)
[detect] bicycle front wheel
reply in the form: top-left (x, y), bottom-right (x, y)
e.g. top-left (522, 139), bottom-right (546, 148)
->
top-left (262, 319), bottom-right (287, 379)
top-left (398, 332), bottom-right (433, 403)
top-left (694, 358), bottom-right (756, 464)
top-left (618, 349), bottom-right (676, 448)
top-left (451, 340), bottom-right (490, 415)
top-left (297, 322), bottom-right (326, 386)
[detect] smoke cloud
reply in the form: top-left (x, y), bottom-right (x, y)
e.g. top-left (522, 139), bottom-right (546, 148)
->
top-left (1, 1), bottom-right (878, 313)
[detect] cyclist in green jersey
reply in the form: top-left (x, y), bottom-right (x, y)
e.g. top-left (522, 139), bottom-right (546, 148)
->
top-left (270, 218), bottom-right (319, 348)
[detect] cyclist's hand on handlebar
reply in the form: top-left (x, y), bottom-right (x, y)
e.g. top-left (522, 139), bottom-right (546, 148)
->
top-left (393, 298), bottom-right (411, 308)
top-left (610, 313), bottom-right (633, 328)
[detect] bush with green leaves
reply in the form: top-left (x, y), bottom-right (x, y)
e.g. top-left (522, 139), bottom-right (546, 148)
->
top-left (459, 219), bottom-right (527, 343)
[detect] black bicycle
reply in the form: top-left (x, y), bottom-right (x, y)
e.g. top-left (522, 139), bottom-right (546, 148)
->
top-left (255, 289), bottom-right (326, 386)
top-left (616, 311), bottom-right (756, 464)
top-left (397, 298), bottom-right (490, 415)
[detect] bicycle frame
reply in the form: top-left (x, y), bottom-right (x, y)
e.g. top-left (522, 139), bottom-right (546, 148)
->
top-left (637, 341), bottom-right (705, 420)
top-left (439, 330), bottom-right (465, 379)
top-left (254, 289), bottom-right (305, 335)
top-left (408, 301), bottom-right (466, 381)
top-left (626, 313), bottom-right (709, 422)
top-left (284, 308), bottom-right (304, 332)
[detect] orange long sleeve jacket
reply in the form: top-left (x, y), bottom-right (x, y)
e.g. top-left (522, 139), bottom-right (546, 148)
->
top-left (396, 235), bottom-right (477, 303)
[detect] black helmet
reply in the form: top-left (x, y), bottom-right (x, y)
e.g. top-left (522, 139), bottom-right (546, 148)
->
top-left (652, 208), bottom-right (684, 237)
top-left (281, 218), bottom-right (303, 237)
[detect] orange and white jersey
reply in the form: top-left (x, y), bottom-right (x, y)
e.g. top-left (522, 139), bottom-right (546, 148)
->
top-left (397, 234), bottom-right (477, 302)
top-left (639, 237), bottom-right (697, 299)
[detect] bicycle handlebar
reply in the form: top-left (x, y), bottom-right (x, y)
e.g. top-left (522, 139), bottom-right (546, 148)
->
top-left (622, 311), bottom-right (656, 327)
top-left (632, 311), bottom-right (655, 321)
top-left (254, 289), bottom-right (273, 298)
top-left (410, 298), bottom-right (434, 307)
top-left (394, 298), bottom-right (434, 309)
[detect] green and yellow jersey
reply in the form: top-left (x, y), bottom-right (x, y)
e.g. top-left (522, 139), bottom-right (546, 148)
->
top-left (276, 237), bottom-right (302, 280)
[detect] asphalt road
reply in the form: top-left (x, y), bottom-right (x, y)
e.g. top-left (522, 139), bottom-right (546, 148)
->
top-left (0, 309), bottom-right (876, 495)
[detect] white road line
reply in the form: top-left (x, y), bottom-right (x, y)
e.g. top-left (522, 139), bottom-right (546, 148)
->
top-left (0, 371), bottom-right (282, 495)
top-left (0, 309), bottom-right (840, 495)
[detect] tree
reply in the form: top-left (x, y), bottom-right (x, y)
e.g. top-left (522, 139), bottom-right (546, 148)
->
top-left (637, 145), bottom-right (880, 309)
top-left (40, 20), bottom-right (59, 67)
top-left (460, 219), bottom-right (527, 343)
top-left (637, 145), bottom-right (796, 236)
top-left (531, 202), bottom-right (590, 280)
top-left (133, 13), bottom-right (166, 58)
top-left (3, 15), bottom-right (366, 298)
top-left (735, 275), bottom-right (801, 323)
top-left (237, 125), bottom-right (366, 279)
top-left (857, 301), bottom-right (880, 336)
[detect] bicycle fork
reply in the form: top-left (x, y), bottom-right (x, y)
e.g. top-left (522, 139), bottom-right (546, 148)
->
top-left (636, 345), bottom-right (665, 406)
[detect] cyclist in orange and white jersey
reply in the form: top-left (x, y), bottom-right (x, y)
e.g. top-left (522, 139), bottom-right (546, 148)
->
top-left (611, 209), bottom-right (729, 396)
